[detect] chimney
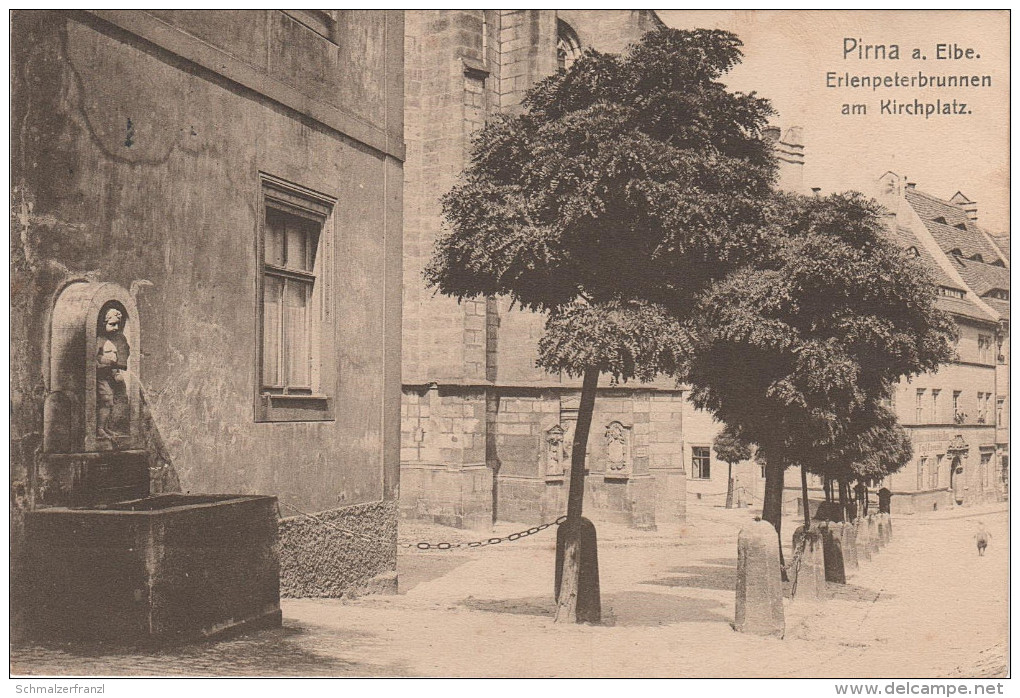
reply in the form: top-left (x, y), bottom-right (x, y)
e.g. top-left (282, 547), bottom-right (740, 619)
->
top-left (950, 191), bottom-right (978, 222)
top-left (811, 187), bottom-right (821, 197)
top-left (764, 125), bottom-right (781, 143)
top-left (905, 181), bottom-right (916, 190)
top-left (774, 126), bottom-right (805, 194)
top-left (875, 171), bottom-right (908, 222)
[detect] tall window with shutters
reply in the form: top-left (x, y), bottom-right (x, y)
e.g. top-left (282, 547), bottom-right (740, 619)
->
top-left (256, 175), bottom-right (336, 422)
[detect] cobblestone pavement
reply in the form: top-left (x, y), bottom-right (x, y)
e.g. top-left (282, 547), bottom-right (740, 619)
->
top-left (10, 503), bottom-right (1008, 677)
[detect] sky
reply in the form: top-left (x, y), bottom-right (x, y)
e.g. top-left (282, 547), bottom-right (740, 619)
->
top-left (658, 10), bottom-right (1010, 236)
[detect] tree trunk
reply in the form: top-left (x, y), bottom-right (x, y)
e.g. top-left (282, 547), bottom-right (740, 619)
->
top-left (725, 463), bottom-right (734, 509)
top-left (555, 367), bottom-right (600, 623)
top-left (762, 458), bottom-right (788, 581)
top-left (801, 465), bottom-right (811, 530)
top-left (838, 479), bottom-right (849, 522)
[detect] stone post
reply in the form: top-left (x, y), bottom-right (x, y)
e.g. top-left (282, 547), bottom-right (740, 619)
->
top-left (791, 526), bottom-right (826, 601)
top-left (855, 516), bottom-right (872, 561)
top-left (841, 520), bottom-right (859, 573)
top-left (735, 519), bottom-right (785, 637)
top-left (877, 512), bottom-right (892, 544)
top-left (818, 522), bottom-right (847, 584)
top-left (867, 514), bottom-right (881, 554)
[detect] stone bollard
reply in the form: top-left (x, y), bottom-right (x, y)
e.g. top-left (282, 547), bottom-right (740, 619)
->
top-left (867, 514), bottom-right (881, 554)
top-left (818, 522), bottom-right (847, 584)
top-left (876, 513), bottom-right (889, 546)
top-left (879, 512), bottom-right (893, 544)
top-left (841, 520), bottom-right (859, 573)
top-left (735, 520), bottom-right (785, 637)
top-left (855, 517), bottom-right (872, 561)
top-left (791, 526), bottom-right (826, 601)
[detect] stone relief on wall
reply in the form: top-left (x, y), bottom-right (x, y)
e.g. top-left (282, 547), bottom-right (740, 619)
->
top-left (604, 420), bottom-right (632, 477)
top-left (545, 424), bottom-right (567, 477)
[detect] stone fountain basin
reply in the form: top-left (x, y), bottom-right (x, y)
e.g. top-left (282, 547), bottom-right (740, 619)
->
top-left (25, 494), bottom-right (281, 646)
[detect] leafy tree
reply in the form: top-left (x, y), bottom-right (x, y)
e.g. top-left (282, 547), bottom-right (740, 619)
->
top-left (427, 28), bottom-right (778, 622)
top-left (713, 423), bottom-right (753, 508)
top-left (810, 400), bottom-right (912, 519)
top-left (681, 191), bottom-right (956, 551)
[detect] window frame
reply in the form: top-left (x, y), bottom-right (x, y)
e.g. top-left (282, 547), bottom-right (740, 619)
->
top-left (556, 19), bottom-right (582, 71)
top-left (978, 334), bottom-right (993, 364)
top-left (691, 446), bottom-right (711, 480)
top-left (255, 174), bottom-right (337, 423)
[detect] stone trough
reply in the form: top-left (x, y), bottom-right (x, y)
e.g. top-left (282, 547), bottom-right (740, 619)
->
top-left (26, 281), bottom-right (281, 646)
top-left (25, 493), bottom-right (281, 646)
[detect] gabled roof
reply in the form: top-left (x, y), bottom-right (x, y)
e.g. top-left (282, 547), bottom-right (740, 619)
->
top-left (985, 297), bottom-right (1010, 321)
top-left (882, 222), bottom-right (996, 324)
top-left (990, 233), bottom-right (1010, 262)
top-left (904, 188), bottom-right (1005, 266)
top-left (950, 254), bottom-right (1011, 298)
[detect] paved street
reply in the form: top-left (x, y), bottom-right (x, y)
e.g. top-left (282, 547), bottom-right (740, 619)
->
top-left (11, 503), bottom-right (1008, 677)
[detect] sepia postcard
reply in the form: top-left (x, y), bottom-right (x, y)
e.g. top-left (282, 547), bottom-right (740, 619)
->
top-left (8, 9), bottom-right (1010, 686)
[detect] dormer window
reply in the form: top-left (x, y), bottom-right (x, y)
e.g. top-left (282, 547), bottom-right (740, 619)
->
top-left (955, 223), bottom-right (968, 231)
top-left (939, 286), bottom-right (966, 299)
top-left (949, 248), bottom-right (963, 257)
top-left (933, 216), bottom-right (948, 225)
top-left (984, 289), bottom-right (1009, 301)
top-left (970, 253), bottom-right (984, 263)
top-left (905, 246), bottom-right (920, 258)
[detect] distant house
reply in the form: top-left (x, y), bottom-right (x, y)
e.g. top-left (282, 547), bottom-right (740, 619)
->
top-left (875, 174), bottom-right (1009, 511)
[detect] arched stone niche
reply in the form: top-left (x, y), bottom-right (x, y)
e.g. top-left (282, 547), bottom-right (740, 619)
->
top-left (44, 281), bottom-right (141, 454)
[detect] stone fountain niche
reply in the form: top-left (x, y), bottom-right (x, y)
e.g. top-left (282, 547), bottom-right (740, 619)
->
top-left (40, 282), bottom-right (146, 505)
top-left (26, 281), bottom-right (281, 645)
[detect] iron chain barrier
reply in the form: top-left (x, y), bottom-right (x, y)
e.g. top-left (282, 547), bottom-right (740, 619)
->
top-left (280, 501), bottom-right (567, 551)
top-left (408, 516), bottom-right (568, 550)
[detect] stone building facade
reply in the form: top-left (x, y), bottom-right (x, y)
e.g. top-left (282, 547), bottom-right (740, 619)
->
top-left (10, 9), bottom-right (405, 625)
top-left (400, 10), bottom-right (810, 529)
top-left (785, 174), bottom-right (1010, 515)
top-left (401, 10), bottom-right (683, 530)
top-left (875, 174), bottom-right (1009, 513)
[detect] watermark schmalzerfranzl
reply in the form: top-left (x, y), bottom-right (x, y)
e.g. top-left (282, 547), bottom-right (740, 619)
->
top-left (14, 686), bottom-right (105, 694)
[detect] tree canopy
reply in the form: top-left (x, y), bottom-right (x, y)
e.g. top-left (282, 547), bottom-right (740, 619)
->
top-left (681, 191), bottom-right (956, 480)
top-left (426, 28), bottom-right (778, 381)
top-left (713, 423), bottom-right (753, 465)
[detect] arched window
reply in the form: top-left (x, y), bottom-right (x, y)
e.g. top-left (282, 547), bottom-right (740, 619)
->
top-left (557, 20), bottom-right (581, 71)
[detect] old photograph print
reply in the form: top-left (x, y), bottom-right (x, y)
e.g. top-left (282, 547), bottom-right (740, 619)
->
top-left (9, 9), bottom-right (1009, 679)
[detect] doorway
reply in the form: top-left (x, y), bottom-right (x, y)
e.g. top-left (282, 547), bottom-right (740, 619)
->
top-left (951, 456), bottom-right (965, 505)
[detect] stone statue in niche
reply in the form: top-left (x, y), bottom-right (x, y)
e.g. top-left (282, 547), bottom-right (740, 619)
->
top-left (545, 424), bottom-right (567, 477)
top-left (95, 303), bottom-right (131, 446)
top-left (605, 421), bottom-right (631, 475)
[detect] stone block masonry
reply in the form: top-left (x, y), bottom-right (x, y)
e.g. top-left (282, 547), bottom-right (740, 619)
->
top-left (400, 11), bottom-right (685, 531)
